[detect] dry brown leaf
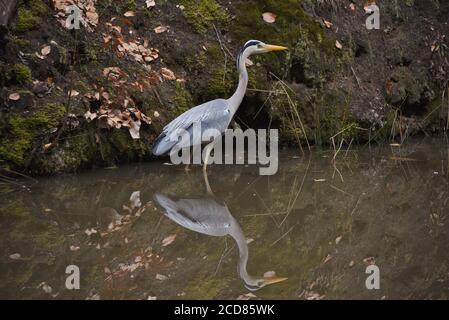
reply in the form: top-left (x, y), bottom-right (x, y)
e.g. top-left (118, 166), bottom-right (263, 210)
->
top-left (41, 45), bottom-right (51, 56)
top-left (262, 12), bottom-right (277, 23)
top-left (129, 120), bottom-right (141, 139)
top-left (9, 253), bottom-right (21, 260)
top-left (69, 90), bottom-right (80, 97)
top-left (8, 93), bottom-right (21, 101)
top-left (160, 67), bottom-right (176, 80)
top-left (146, 0), bottom-right (156, 8)
top-left (323, 19), bottom-right (333, 28)
top-left (162, 234), bottom-right (176, 246)
top-left (154, 26), bottom-right (168, 33)
top-left (335, 40), bottom-right (343, 49)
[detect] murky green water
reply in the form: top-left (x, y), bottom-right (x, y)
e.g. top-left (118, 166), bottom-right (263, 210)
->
top-left (1, 138), bottom-right (449, 299)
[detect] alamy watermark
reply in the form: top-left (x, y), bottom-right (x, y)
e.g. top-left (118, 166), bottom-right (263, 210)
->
top-left (167, 123), bottom-right (279, 176)
top-left (365, 4), bottom-right (380, 30)
top-left (365, 265), bottom-right (380, 290)
top-left (65, 5), bottom-right (82, 30)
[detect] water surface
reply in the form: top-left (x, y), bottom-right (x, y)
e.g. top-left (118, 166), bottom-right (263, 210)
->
top-left (1, 139), bottom-right (448, 299)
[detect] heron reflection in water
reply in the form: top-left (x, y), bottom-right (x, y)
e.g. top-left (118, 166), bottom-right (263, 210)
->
top-left (153, 176), bottom-right (287, 291)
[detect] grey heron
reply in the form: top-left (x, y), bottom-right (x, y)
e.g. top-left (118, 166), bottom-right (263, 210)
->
top-left (152, 40), bottom-right (288, 172)
top-left (153, 192), bottom-right (288, 291)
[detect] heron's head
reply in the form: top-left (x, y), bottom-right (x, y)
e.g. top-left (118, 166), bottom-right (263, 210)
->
top-left (244, 274), bottom-right (288, 291)
top-left (240, 40), bottom-right (288, 57)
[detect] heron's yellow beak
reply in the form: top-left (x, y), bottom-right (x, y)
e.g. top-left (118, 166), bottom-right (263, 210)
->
top-left (263, 44), bottom-right (289, 52)
top-left (262, 275), bottom-right (288, 285)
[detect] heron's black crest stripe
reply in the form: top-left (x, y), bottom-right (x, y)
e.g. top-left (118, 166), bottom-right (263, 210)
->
top-left (237, 40), bottom-right (261, 68)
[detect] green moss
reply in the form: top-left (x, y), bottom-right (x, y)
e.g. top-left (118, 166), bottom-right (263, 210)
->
top-left (15, 8), bottom-right (41, 31)
top-left (8, 36), bottom-right (30, 47)
top-left (231, 0), bottom-right (340, 87)
top-left (173, 82), bottom-right (194, 116)
top-left (11, 63), bottom-right (32, 84)
top-left (180, 0), bottom-right (229, 33)
top-left (124, 0), bottom-right (136, 11)
top-left (26, 0), bottom-right (49, 15)
top-left (0, 103), bottom-right (66, 166)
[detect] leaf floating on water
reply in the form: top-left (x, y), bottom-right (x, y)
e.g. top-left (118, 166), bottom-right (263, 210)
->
top-left (162, 234), bottom-right (176, 246)
top-left (335, 40), bottom-right (343, 50)
top-left (39, 282), bottom-right (53, 294)
top-left (335, 236), bottom-right (342, 244)
top-left (389, 156), bottom-right (417, 162)
top-left (264, 271), bottom-right (276, 277)
top-left (9, 253), bottom-right (21, 260)
top-left (262, 12), bottom-right (277, 23)
top-left (155, 273), bottom-right (168, 281)
top-left (237, 292), bottom-right (257, 300)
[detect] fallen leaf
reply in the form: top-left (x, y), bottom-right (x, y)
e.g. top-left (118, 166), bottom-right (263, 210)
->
top-left (323, 19), bottom-right (333, 28)
top-left (147, 296), bottom-right (157, 300)
top-left (323, 254), bottom-right (333, 263)
top-left (335, 40), bottom-right (343, 49)
top-left (349, 3), bottom-right (356, 11)
top-left (155, 273), bottom-right (168, 281)
top-left (237, 292), bottom-right (257, 300)
top-left (146, 0), bottom-right (156, 8)
top-left (162, 234), bottom-right (176, 246)
top-left (8, 93), bottom-right (21, 101)
top-left (314, 178), bottom-right (326, 182)
top-left (41, 45), bottom-right (51, 56)
top-left (70, 245), bottom-right (80, 251)
top-left (39, 282), bottom-right (52, 294)
top-left (68, 90), bottom-right (79, 97)
top-left (262, 12), bottom-right (277, 23)
top-left (124, 11), bottom-right (135, 17)
top-left (9, 253), bottom-right (21, 260)
top-left (263, 271), bottom-right (276, 277)
top-left (43, 143), bottom-right (53, 152)
top-left (335, 236), bottom-right (342, 244)
top-left (160, 68), bottom-right (176, 80)
top-left (129, 119), bottom-right (141, 139)
top-left (153, 111), bottom-right (160, 118)
top-left (154, 26), bottom-right (168, 33)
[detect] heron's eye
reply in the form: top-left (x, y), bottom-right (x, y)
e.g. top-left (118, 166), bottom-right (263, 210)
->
top-left (257, 44), bottom-right (262, 48)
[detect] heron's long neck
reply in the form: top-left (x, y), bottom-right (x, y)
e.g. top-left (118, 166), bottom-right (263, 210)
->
top-left (228, 219), bottom-right (254, 284)
top-left (228, 53), bottom-right (249, 116)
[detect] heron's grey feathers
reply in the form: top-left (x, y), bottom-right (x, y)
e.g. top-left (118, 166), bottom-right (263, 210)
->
top-left (152, 99), bottom-right (231, 155)
top-left (153, 193), bottom-right (232, 237)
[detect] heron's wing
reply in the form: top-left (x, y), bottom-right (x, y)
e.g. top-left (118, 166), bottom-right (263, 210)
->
top-left (153, 193), bottom-right (231, 236)
top-left (152, 99), bottom-right (231, 155)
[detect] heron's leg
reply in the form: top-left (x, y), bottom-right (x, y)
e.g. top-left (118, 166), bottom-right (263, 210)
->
top-left (203, 143), bottom-right (213, 173)
top-left (202, 143), bottom-right (214, 195)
